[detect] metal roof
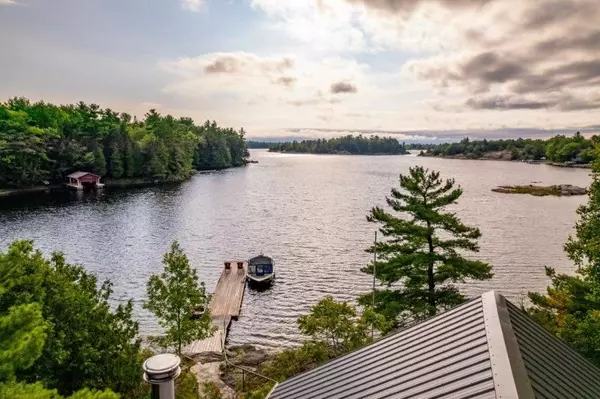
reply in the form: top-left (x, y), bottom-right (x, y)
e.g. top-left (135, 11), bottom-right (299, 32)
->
top-left (67, 171), bottom-right (99, 179)
top-left (267, 291), bottom-right (600, 399)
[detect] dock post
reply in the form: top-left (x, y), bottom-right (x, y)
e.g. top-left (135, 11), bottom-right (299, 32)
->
top-left (143, 353), bottom-right (181, 399)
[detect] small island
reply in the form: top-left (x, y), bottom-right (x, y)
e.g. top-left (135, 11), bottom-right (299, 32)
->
top-left (268, 134), bottom-right (408, 155)
top-left (492, 184), bottom-right (587, 196)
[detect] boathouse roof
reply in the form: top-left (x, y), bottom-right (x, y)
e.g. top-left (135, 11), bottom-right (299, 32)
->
top-left (267, 291), bottom-right (600, 399)
top-left (67, 171), bottom-right (100, 179)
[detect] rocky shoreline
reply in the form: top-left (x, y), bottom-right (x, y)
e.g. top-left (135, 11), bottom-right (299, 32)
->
top-left (187, 345), bottom-right (275, 399)
top-left (492, 184), bottom-right (587, 196)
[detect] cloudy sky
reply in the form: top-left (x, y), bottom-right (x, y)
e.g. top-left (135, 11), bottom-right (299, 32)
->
top-left (1, 0), bottom-right (599, 139)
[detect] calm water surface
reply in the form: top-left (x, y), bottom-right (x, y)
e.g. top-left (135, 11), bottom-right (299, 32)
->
top-left (0, 150), bottom-right (591, 347)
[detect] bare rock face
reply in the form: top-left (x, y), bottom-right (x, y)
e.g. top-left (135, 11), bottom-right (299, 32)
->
top-left (554, 184), bottom-right (587, 196)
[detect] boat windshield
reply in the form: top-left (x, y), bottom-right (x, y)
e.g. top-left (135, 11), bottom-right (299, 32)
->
top-left (250, 263), bottom-right (273, 275)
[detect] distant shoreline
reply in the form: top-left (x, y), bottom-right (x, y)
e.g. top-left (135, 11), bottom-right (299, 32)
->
top-left (0, 178), bottom-right (187, 198)
top-left (419, 153), bottom-right (592, 169)
top-left (0, 166), bottom-right (249, 198)
top-left (268, 150), bottom-right (408, 156)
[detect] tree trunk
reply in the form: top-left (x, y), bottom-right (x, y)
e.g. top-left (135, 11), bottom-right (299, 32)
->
top-left (177, 315), bottom-right (181, 355)
top-left (426, 224), bottom-right (436, 316)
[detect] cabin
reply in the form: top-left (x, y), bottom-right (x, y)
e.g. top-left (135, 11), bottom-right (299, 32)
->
top-left (65, 171), bottom-right (104, 190)
top-left (267, 291), bottom-right (600, 399)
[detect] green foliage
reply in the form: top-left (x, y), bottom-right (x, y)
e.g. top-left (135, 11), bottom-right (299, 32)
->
top-left (528, 156), bottom-right (600, 366)
top-left (145, 241), bottom-right (213, 354)
top-left (109, 145), bottom-right (124, 178)
top-left (246, 141), bottom-right (275, 149)
top-left (199, 381), bottom-right (222, 399)
top-left (424, 133), bottom-right (597, 163)
top-left (0, 382), bottom-right (119, 399)
top-left (268, 134), bottom-right (407, 155)
top-left (175, 370), bottom-right (200, 399)
top-left (0, 303), bottom-right (47, 380)
top-left (0, 97), bottom-right (248, 187)
top-left (0, 240), bottom-right (142, 398)
top-left (360, 166), bottom-right (492, 327)
top-left (92, 147), bottom-right (107, 176)
top-left (298, 296), bottom-right (389, 356)
top-left (241, 297), bottom-right (384, 398)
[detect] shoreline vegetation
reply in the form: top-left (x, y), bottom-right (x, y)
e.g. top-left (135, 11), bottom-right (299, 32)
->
top-left (0, 97), bottom-right (249, 195)
top-left (0, 166), bottom-right (253, 198)
top-left (264, 135), bottom-right (408, 155)
top-left (417, 132), bottom-right (597, 168)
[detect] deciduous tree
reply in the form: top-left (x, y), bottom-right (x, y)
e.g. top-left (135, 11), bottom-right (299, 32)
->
top-left (145, 241), bottom-right (213, 354)
top-left (0, 240), bottom-right (142, 397)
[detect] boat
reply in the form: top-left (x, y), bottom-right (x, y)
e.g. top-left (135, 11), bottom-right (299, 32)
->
top-left (247, 254), bottom-right (275, 287)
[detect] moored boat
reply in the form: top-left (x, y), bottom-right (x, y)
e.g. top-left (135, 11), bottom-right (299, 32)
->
top-left (247, 254), bottom-right (275, 287)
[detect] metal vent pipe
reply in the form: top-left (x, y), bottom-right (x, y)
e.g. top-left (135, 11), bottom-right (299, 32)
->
top-left (143, 353), bottom-right (182, 399)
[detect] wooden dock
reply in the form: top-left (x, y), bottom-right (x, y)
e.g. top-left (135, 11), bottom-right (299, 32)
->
top-left (185, 261), bottom-right (247, 356)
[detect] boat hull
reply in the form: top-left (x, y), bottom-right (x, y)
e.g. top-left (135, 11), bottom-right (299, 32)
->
top-left (247, 274), bottom-right (275, 287)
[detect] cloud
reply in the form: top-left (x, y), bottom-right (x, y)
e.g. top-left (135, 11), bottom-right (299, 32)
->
top-left (160, 53), bottom-right (367, 115)
top-left (201, 53), bottom-right (294, 75)
top-left (274, 76), bottom-right (297, 88)
top-left (181, 0), bottom-right (203, 12)
top-left (251, 0), bottom-right (366, 52)
top-left (401, 0), bottom-right (600, 111)
top-left (343, 0), bottom-right (489, 15)
top-left (163, 53), bottom-right (295, 79)
top-left (330, 81), bottom-right (358, 94)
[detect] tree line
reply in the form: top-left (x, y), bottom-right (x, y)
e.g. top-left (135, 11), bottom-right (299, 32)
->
top-left (268, 135), bottom-right (408, 155)
top-left (423, 132), bottom-right (597, 163)
top-left (246, 141), bottom-right (274, 149)
top-left (0, 97), bottom-right (248, 188)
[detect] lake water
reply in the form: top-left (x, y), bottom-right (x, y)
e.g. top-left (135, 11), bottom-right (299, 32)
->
top-left (0, 150), bottom-right (591, 348)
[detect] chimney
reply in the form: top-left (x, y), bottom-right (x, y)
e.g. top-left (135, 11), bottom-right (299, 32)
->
top-left (143, 353), bottom-right (182, 399)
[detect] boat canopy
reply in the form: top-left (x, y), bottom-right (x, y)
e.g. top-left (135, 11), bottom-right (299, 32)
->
top-left (248, 255), bottom-right (274, 276)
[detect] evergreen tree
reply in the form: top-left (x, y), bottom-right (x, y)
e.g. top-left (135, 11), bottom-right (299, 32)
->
top-left (359, 166), bottom-right (492, 327)
top-left (528, 158), bottom-right (600, 366)
top-left (144, 241), bottom-right (213, 354)
top-left (108, 145), bottom-right (123, 178)
top-left (92, 147), bottom-right (106, 176)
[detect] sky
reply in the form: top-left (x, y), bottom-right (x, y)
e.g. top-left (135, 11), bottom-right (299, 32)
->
top-left (1, 0), bottom-right (599, 140)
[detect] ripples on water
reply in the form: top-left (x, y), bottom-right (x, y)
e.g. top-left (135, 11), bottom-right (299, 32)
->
top-left (0, 150), bottom-right (591, 347)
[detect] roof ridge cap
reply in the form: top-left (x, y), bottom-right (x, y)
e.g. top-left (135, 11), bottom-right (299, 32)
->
top-left (481, 291), bottom-right (534, 399)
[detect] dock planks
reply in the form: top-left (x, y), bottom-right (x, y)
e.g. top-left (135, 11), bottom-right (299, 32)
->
top-left (210, 261), bottom-right (247, 318)
top-left (185, 261), bottom-right (247, 356)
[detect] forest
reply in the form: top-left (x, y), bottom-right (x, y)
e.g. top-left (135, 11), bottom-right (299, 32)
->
top-left (268, 135), bottom-right (408, 155)
top-left (0, 97), bottom-right (248, 188)
top-left (422, 132), bottom-right (598, 163)
top-left (246, 141), bottom-right (274, 149)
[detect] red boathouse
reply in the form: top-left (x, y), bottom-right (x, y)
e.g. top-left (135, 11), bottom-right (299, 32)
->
top-left (65, 171), bottom-right (105, 190)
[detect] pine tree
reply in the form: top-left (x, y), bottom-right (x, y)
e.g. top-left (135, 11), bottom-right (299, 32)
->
top-left (144, 241), bottom-right (213, 354)
top-left (108, 145), bottom-right (123, 178)
top-left (527, 158), bottom-right (600, 366)
top-left (360, 166), bottom-right (492, 327)
top-left (92, 147), bottom-right (106, 176)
